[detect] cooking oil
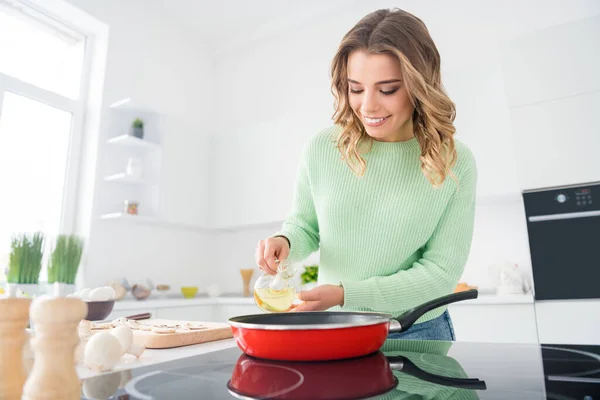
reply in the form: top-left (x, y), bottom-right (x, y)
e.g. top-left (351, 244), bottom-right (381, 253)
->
top-left (254, 287), bottom-right (297, 313)
top-left (253, 259), bottom-right (298, 312)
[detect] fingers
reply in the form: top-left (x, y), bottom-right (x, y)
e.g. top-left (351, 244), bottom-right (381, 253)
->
top-left (294, 288), bottom-right (321, 311)
top-left (297, 289), bottom-right (320, 302)
top-left (278, 243), bottom-right (290, 263)
top-left (293, 301), bottom-right (321, 312)
top-left (263, 240), bottom-right (280, 273)
top-left (255, 239), bottom-right (280, 275)
top-left (256, 237), bottom-right (290, 275)
top-left (255, 240), bottom-right (272, 274)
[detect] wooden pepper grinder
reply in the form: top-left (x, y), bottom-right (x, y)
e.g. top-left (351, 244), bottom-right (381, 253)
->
top-left (240, 269), bottom-right (255, 297)
top-left (23, 296), bottom-right (87, 400)
top-left (0, 297), bottom-right (32, 400)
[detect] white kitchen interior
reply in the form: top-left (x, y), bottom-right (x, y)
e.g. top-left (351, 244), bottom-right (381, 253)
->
top-left (1, 0), bottom-right (599, 359)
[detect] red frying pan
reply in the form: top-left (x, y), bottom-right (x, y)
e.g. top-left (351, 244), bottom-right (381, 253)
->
top-left (229, 289), bottom-right (477, 361)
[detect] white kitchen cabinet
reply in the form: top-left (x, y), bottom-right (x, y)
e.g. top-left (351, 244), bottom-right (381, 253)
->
top-left (535, 300), bottom-right (600, 345)
top-left (155, 305), bottom-right (215, 321)
top-left (448, 303), bottom-right (538, 344)
top-left (509, 90), bottom-right (600, 190)
top-left (501, 15), bottom-right (600, 108)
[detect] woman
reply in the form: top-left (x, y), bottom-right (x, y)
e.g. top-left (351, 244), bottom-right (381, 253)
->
top-left (255, 8), bottom-right (477, 341)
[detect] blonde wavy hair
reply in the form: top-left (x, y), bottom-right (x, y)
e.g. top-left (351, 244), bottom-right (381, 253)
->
top-left (331, 8), bottom-right (457, 187)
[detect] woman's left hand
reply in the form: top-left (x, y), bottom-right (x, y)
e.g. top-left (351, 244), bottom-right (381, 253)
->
top-left (293, 284), bottom-right (344, 312)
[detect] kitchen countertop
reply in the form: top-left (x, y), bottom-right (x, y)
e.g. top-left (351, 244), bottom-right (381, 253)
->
top-left (77, 338), bottom-right (239, 380)
top-left (112, 294), bottom-right (256, 310)
top-left (113, 292), bottom-right (534, 310)
top-left (77, 338), bottom-right (600, 399)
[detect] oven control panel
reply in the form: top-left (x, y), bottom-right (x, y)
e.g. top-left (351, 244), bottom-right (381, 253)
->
top-left (554, 187), bottom-right (594, 207)
top-left (573, 187), bottom-right (593, 206)
top-left (523, 183), bottom-right (600, 216)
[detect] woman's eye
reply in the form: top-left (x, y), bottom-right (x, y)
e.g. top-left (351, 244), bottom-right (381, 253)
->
top-left (349, 88), bottom-right (364, 94)
top-left (381, 88), bottom-right (399, 95)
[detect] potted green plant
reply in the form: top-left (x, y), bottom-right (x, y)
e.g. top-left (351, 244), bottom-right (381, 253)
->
top-left (129, 118), bottom-right (144, 139)
top-left (47, 234), bottom-right (84, 295)
top-left (6, 232), bottom-right (45, 297)
top-left (300, 264), bottom-right (319, 291)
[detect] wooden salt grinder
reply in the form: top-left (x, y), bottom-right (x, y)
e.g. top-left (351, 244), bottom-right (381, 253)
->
top-left (22, 296), bottom-right (87, 400)
top-left (0, 297), bottom-right (32, 400)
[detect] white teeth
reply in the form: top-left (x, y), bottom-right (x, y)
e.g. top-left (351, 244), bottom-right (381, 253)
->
top-left (364, 116), bottom-right (386, 123)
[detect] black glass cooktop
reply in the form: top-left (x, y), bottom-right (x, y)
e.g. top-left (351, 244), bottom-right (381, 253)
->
top-left (79, 340), bottom-right (600, 400)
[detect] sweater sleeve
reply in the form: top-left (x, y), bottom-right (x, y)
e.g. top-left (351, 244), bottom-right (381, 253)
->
top-left (273, 143), bottom-right (320, 262)
top-left (341, 151), bottom-right (477, 313)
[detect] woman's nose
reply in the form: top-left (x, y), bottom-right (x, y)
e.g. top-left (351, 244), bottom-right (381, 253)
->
top-left (360, 90), bottom-right (380, 114)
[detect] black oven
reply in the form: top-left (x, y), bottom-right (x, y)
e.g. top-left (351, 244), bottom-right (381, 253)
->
top-left (523, 182), bottom-right (600, 300)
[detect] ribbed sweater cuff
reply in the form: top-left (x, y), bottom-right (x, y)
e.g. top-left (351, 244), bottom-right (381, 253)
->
top-left (340, 280), bottom-right (374, 309)
top-left (272, 227), bottom-right (308, 262)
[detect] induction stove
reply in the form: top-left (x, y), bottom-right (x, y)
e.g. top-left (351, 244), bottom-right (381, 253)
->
top-left (79, 340), bottom-right (600, 400)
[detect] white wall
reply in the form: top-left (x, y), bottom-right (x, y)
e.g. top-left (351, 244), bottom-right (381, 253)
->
top-left (68, 0), bottom-right (214, 289)
top-left (65, 0), bottom-right (600, 300)
top-left (207, 1), bottom-right (561, 292)
top-left (208, 0), bottom-right (600, 295)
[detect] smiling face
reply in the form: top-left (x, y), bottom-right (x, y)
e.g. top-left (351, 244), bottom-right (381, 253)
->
top-left (347, 50), bottom-right (415, 142)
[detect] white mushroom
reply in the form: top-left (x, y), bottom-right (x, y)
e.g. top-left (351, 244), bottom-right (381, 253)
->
top-left (88, 286), bottom-right (115, 302)
top-left (110, 326), bottom-right (132, 355)
top-left (109, 325), bottom-right (145, 358)
top-left (126, 343), bottom-right (146, 358)
top-left (82, 372), bottom-right (122, 400)
top-left (83, 332), bottom-right (122, 372)
top-left (118, 369), bottom-right (133, 388)
top-left (111, 317), bottom-right (128, 327)
top-left (78, 320), bottom-right (92, 339)
top-left (79, 288), bottom-right (92, 301)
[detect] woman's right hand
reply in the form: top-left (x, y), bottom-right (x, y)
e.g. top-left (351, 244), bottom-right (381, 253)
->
top-left (256, 236), bottom-right (290, 275)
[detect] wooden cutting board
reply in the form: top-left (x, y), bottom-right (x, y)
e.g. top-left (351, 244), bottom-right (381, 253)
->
top-left (131, 319), bottom-right (233, 349)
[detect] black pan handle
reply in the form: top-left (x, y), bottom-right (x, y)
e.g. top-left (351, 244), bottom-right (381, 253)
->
top-left (391, 289), bottom-right (478, 333)
top-left (388, 356), bottom-right (487, 390)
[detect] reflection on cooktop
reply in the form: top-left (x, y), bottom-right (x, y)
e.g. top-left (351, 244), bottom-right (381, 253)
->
top-left (542, 344), bottom-right (600, 400)
top-left (126, 363), bottom-right (236, 400)
top-left (124, 350), bottom-right (485, 400)
top-left (78, 341), bottom-right (600, 400)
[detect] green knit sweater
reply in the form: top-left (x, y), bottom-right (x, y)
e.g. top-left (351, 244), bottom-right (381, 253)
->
top-left (276, 125), bottom-right (477, 322)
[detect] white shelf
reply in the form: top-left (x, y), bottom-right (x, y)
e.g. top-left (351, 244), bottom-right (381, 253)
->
top-left (104, 173), bottom-right (153, 185)
top-left (100, 213), bottom-right (209, 232)
top-left (109, 98), bottom-right (158, 114)
top-left (107, 134), bottom-right (160, 151)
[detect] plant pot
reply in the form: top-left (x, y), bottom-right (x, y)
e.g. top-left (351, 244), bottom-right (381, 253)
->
top-left (129, 126), bottom-right (144, 139)
top-left (52, 282), bottom-right (76, 296)
top-left (7, 283), bottom-right (44, 298)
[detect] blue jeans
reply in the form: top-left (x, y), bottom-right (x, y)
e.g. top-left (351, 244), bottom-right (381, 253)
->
top-left (387, 310), bottom-right (456, 341)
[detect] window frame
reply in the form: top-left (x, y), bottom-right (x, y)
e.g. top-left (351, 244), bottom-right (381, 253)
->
top-left (0, 0), bottom-right (109, 284)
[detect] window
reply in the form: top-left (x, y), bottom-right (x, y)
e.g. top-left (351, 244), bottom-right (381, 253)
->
top-left (0, 0), bottom-right (88, 282)
top-left (0, 0), bottom-right (85, 98)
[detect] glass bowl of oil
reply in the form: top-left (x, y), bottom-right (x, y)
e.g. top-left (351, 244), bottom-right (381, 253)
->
top-left (253, 260), bottom-right (299, 312)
